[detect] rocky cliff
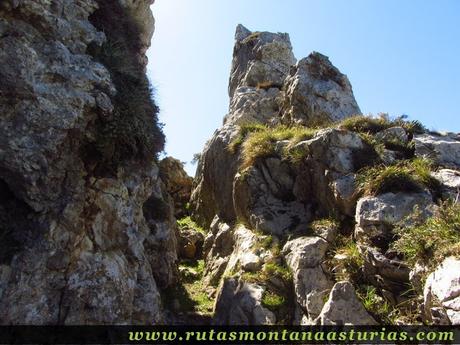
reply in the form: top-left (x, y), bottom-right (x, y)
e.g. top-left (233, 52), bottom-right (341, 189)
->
top-left (190, 25), bottom-right (460, 325)
top-left (1, 1), bottom-right (460, 326)
top-left (0, 0), bottom-right (178, 324)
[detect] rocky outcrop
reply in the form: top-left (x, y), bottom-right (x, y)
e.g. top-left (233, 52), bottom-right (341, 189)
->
top-left (424, 257), bottom-right (460, 325)
top-left (414, 133), bottom-right (460, 169)
top-left (0, 0), bottom-right (177, 324)
top-left (281, 53), bottom-right (361, 126)
top-left (191, 25), bottom-right (361, 228)
top-left (316, 282), bottom-right (377, 325)
top-left (191, 24), bottom-right (460, 327)
top-left (159, 157), bottom-right (193, 218)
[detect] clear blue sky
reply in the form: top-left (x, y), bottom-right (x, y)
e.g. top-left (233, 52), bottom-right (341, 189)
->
top-left (147, 0), bottom-right (460, 176)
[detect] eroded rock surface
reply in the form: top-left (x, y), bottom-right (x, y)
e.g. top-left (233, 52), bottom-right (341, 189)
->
top-left (0, 0), bottom-right (176, 324)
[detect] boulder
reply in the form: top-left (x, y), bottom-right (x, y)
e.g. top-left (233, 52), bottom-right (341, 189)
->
top-left (414, 133), bottom-right (460, 169)
top-left (283, 236), bottom-right (333, 323)
top-left (316, 281), bottom-right (377, 325)
top-left (375, 126), bottom-right (409, 145)
top-left (159, 157), bottom-right (193, 218)
top-left (178, 228), bottom-right (205, 259)
top-left (424, 257), bottom-right (460, 325)
top-left (355, 192), bottom-right (435, 247)
top-left (282, 52), bottom-right (361, 126)
top-left (213, 278), bottom-right (276, 325)
top-left (432, 169), bottom-right (460, 202)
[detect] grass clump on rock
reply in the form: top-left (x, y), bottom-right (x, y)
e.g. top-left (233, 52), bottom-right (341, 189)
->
top-left (163, 259), bottom-right (214, 315)
top-left (338, 114), bottom-right (425, 136)
top-left (356, 158), bottom-right (440, 196)
top-left (327, 235), bottom-right (364, 283)
top-left (392, 202), bottom-right (460, 270)
top-left (88, 0), bottom-right (165, 167)
top-left (177, 216), bottom-right (206, 234)
top-left (230, 123), bottom-right (319, 168)
top-left (262, 291), bottom-right (286, 311)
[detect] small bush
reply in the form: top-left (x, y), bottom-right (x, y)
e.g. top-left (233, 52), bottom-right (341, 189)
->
top-left (392, 202), bottom-right (460, 270)
top-left (262, 291), bottom-right (286, 311)
top-left (356, 158), bottom-right (440, 196)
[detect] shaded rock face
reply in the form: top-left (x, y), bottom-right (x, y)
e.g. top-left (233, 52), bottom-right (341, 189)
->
top-left (0, 0), bottom-right (177, 324)
top-left (159, 157), bottom-right (193, 218)
top-left (191, 25), bottom-right (360, 228)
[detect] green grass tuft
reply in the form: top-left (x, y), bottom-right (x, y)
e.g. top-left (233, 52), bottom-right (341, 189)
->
top-left (356, 158), bottom-right (440, 196)
top-left (327, 235), bottom-right (364, 282)
top-left (177, 216), bottom-right (206, 234)
top-left (262, 291), bottom-right (286, 311)
top-left (338, 114), bottom-right (426, 136)
top-left (357, 285), bottom-right (399, 324)
top-left (392, 202), bottom-right (460, 271)
top-left (232, 124), bottom-right (318, 168)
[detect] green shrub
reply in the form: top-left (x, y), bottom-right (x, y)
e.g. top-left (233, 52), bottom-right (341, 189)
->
top-left (88, 0), bottom-right (164, 166)
top-left (262, 291), bottom-right (286, 311)
top-left (356, 158), bottom-right (440, 196)
top-left (392, 202), bottom-right (460, 270)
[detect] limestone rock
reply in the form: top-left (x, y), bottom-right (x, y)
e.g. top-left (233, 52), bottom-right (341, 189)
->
top-left (355, 192), bottom-right (435, 247)
top-left (159, 157), bottom-right (193, 218)
top-left (283, 237), bottom-right (333, 322)
top-left (233, 164), bottom-right (311, 236)
top-left (432, 169), bottom-right (460, 202)
top-left (414, 133), bottom-right (460, 168)
top-left (424, 257), bottom-right (460, 325)
top-left (0, 0), bottom-right (177, 324)
top-left (375, 126), bottom-right (409, 145)
top-left (213, 278), bottom-right (276, 325)
top-left (282, 52), bottom-right (361, 126)
top-left (316, 281), bottom-right (377, 325)
top-left (229, 25), bottom-right (296, 99)
top-left (202, 218), bottom-right (234, 287)
top-left (178, 228), bottom-right (204, 260)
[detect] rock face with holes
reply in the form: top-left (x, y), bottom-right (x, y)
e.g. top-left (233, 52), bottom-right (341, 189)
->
top-left (0, 0), bottom-right (178, 324)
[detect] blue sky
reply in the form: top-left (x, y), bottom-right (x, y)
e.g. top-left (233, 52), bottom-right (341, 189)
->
top-left (147, 0), bottom-right (460, 176)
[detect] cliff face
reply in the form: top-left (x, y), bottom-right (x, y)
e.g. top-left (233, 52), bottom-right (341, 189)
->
top-left (0, 0), bottom-right (177, 324)
top-left (191, 25), bottom-right (460, 325)
top-left (1, 2), bottom-right (460, 327)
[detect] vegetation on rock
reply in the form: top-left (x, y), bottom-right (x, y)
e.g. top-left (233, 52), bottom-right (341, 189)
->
top-left (356, 158), bottom-right (440, 196)
top-left (88, 0), bottom-right (165, 166)
top-left (392, 202), bottom-right (460, 270)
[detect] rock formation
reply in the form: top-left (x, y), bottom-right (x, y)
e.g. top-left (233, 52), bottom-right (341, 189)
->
top-left (191, 25), bottom-right (460, 325)
top-left (1, 0), bottom-right (460, 327)
top-left (0, 0), bottom-right (177, 324)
